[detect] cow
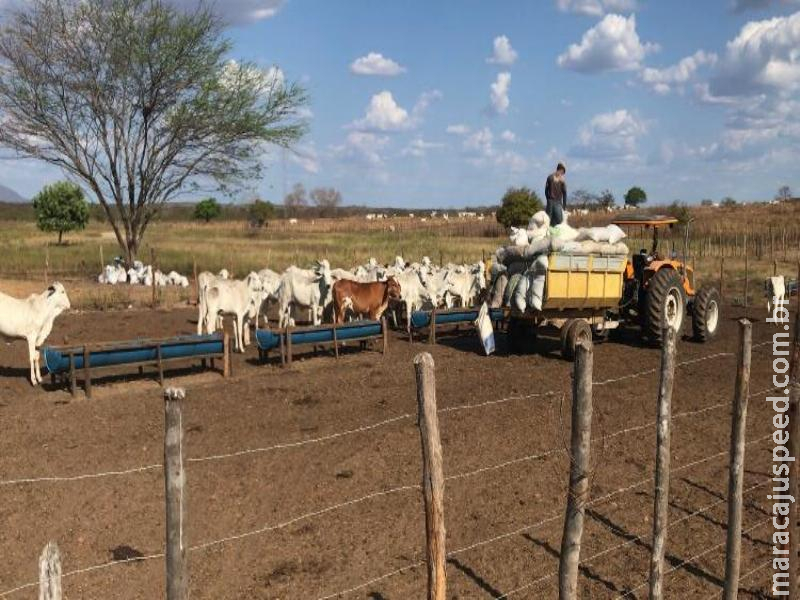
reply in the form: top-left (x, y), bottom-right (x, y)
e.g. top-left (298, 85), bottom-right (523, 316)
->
top-left (203, 278), bottom-right (262, 352)
top-left (277, 261), bottom-right (333, 327)
top-left (0, 283), bottom-right (71, 385)
top-left (446, 265), bottom-right (487, 307)
top-left (392, 269), bottom-right (435, 331)
top-left (766, 275), bottom-right (786, 314)
top-left (332, 278), bottom-right (401, 324)
top-left (197, 270), bottom-right (231, 335)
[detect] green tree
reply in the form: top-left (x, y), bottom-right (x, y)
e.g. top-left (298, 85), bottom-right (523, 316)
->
top-left (0, 0), bottom-right (307, 264)
top-left (624, 186), bottom-right (647, 207)
top-left (700, 198), bottom-right (714, 207)
top-left (721, 196), bottom-right (738, 208)
top-left (495, 186), bottom-right (543, 228)
top-left (248, 199), bottom-right (275, 228)
top-left (194, 198), bottom-right (222, 223)
top-left (32, 181), bottom-right (89, 244)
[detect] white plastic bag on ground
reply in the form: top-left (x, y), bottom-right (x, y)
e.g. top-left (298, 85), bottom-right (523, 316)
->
top-left (474, 302), bottom-right (495, 355)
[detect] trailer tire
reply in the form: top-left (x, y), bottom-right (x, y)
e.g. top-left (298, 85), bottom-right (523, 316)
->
top-left (691, 286), bottom-right (721, 342)
top-left (563, 319), bottom-right (592, 360)
top-left (644, 268), bottom-right (686, 343)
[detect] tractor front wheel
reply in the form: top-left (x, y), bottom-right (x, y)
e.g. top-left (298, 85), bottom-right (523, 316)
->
top-left (691, 286), bottom-right (721, 342)
top-left (644, 269), bottom-right (687, 343)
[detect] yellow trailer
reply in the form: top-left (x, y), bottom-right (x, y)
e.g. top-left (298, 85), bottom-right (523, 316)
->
top-left (506, 251), bottom-right (628, 359)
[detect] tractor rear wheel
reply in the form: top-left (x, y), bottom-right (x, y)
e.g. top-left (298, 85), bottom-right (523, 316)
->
top-left (644, 269), bottom-right (687, 343)
top-left (691, 286), bottom-right (721, 342)
top-left (562, 319), bottom-right (592, 360)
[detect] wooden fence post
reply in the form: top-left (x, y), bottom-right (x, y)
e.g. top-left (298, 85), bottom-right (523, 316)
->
top-left (164, 387), bottom-right (188, 600)
top-left (743, 236), bottom-right (749, 317)
top-left (222, 332), bottom-right (231, 378)
top-left (414, 352), bottom-right (446, 600)
top-left (648, 327), bottom-right (677, 600)
top-left (788, 303), bottom-right (800, 600)
top-left (720, 257), bottom-right (725, 300)
top-left (559, 340), bottom-right (594, 600)
top-left (39, 541), bottom-right (62, 600)
top-left (151, 247), bottom-right (158, 308)
top-left (192, 258), bottom-right (199, 306)
top-left (723, 319), bottom-right (752, 600)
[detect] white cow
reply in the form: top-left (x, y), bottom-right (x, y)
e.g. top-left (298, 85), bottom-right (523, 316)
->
top-left (0, 283), bottom-right (71, 385)
top-left (277, 261), bottom-right (333, 327)
top-left (446, 265), bottom-right (487, 307)
top-left (394, 270), bottom-right (435, 331)
top-left (422, 269), bottom-right (454, 309)
top-left (766, 275), bottom-right (786, 314)
top-left (203, 278), bottom-right (262, 352)
top-left (197, 270), bottom-right (230, 335)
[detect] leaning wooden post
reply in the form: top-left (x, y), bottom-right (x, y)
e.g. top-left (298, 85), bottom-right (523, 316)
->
top-left (381, 316), bottom-right (388, 355)
top-left (82, 346), bottom-right (92, 399)
top-left (559, 340), bottom-right (594, 600)
top-left (723, 319), bottom-right (752, 600)
top-left (222, 332), bottom-right (231, 378)
top-left (648, 327), bottom-right (677, 600)
top-left (39, 541), bottom-right (62, 600)
top-left (720, 257), bottom-right (725, 300)
top-left (743, 237), bottom-right (749, 318)
top-left (788, 305), bottom-right (800, 600)
top-left (151, 247), bottom-right (158, 308)
top-left (164, 388), bottom-right (188, 600)
top-left (414, 352), bottom-right (446, 600)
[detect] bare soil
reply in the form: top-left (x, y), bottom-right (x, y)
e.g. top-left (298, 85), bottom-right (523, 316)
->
top-left (0, 302), bottom-right (785, 599)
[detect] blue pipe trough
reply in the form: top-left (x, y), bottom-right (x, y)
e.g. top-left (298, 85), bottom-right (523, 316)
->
top-left (410, 308), bottom-right (505, 329)
top-left (256, 319), bottom-right (383, 351)
top-left (43, 334), bottom-right (224, 374)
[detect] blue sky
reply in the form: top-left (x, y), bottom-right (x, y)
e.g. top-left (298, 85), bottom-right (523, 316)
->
top-left (3, 0), bottom-right (800, 207)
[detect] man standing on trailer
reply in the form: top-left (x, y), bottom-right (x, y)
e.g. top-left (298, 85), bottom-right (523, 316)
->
top-left (545, 162), bottom-right (567, 226)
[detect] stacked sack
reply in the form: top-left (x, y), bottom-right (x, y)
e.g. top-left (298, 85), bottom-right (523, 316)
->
top-left (491, 211), bottom-right (629, 313)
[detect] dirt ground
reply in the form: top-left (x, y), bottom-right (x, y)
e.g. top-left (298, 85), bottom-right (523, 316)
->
top-left (0, 300), bottom-right (788, 599)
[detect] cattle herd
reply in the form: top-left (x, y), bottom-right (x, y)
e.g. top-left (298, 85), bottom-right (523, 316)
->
top-left (195, 256), bottom-right (489, 352)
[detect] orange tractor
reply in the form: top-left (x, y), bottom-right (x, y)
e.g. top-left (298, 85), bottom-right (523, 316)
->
top-left (613, 215), bottom-right (720, 343)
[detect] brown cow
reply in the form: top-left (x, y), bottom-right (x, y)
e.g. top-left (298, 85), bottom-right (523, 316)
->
top-left (332, 278), bottom-right (402, 324)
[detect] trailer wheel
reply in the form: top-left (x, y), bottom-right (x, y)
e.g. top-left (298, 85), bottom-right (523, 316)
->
top-left (562, 319), bottom-right (592, 360)
top-left (644, 268), bottom-right (686, 343)
top-left (691, 286), bottom-right (721, 342)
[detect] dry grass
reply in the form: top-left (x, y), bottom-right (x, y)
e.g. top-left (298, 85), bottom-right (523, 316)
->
top-left (1, 202), bottom-right (798, 309)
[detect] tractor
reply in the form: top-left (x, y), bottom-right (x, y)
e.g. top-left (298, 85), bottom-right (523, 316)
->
top-left (612, 215), bottom-right (720, 343)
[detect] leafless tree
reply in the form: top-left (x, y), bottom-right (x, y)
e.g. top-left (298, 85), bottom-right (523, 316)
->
top-left (0, 0), bottom-right (307, 263)
top-left (283, 182), bottom-right (307, 216)
top-left (310, 186), bottom-right (342, 217)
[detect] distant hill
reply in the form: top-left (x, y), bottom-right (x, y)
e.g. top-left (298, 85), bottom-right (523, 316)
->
top-left (0, 184), bottom-right (25, 203)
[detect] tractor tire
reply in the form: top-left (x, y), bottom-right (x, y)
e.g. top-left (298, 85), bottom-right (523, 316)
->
top-left (563, 319), bottom-right (592, 361)
top-left (644, 269), bottom-right (687, 343)
top-left (692, 286), bottom-right (721, 342)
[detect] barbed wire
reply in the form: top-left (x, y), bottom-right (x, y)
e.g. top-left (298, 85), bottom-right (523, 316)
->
top-left (495, 478), bottom-right (770, 598)
top-left (313, 434), bottom-right (772, 599)
top-left (0, 344), bottom-right (769, 488)
top-left (620, 518), bottom-right (771, 598)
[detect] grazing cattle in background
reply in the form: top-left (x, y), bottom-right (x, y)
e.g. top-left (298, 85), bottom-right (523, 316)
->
top-left (0, 283), bottom-right (71, 385)
top-left (277, 261), bottom-right (333, 327)
top-left (332, 278), bottom-right (401, 324)
top-left (766, 275), bottom-right (786, 314)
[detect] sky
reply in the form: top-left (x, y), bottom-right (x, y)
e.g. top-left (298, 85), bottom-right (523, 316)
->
top-left (1, 0), bottom-right (799, 207)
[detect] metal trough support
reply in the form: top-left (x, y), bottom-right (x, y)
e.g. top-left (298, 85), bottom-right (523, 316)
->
top-left (43, 333), bottom-right (230, 397)
top-left (410, 307), bottom-right (505, 344)
top-left (256, 319), bottom-right (387, 367)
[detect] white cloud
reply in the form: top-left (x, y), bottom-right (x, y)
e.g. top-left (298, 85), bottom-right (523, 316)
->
top-left (490, 72), bottom-right (511, 114)
top-left (446, 124), bottom-right (470, 135)
top-left (401, 137), bottom-right (445, 158)
top-left (573, 109), bottom-right (648, 160)
top-left (710, 12), bottom-right (800, 97)
top-left (331, 131), bottom-right (389, 166)
top-left (639, 50), bottom-right (717, 94)
top-left (350, 91), bottom-right (411, 131)
top-left (557, 14), bottom-right (658, 73)
top-left (494, 150), bottom-right (528, 172)
top-left (288, 143), bottom-right (319, 174)
top-left (500, 130), bottom-right (517, 142)
top-left (170, 0), bottom-right (283, 25)
top-left (486, 35), bottom-right (518, 66)
top-left (412, 89), bottom-right (443, 119)
top-left (349, 52), bottom-right (406, 76)
top-left (556, 0), bottom-right (638, 16)
top-left (463, 127), bottom-right (495, 156)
